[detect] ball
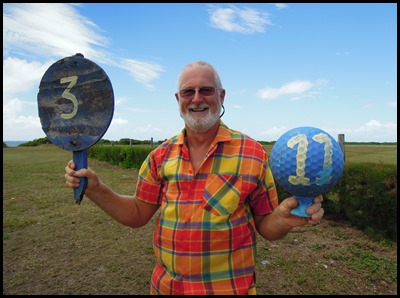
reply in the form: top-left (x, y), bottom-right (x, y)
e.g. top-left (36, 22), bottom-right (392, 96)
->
top-left (269, 126), bottom-right (344, 217)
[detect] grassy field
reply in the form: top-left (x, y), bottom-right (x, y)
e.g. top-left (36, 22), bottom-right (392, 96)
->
top-left (3, 144), bottom-right (397, 295)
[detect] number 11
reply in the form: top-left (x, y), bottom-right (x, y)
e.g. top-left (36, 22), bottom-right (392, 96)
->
top-left (287, 133), bottom-right (333, 186)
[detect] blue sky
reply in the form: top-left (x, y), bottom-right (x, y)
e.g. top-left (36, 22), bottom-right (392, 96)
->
top-left (3, 3), bottom-right (397, 143)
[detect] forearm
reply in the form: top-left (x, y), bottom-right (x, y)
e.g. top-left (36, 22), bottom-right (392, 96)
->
top-left (254, 196), bottom-right (323, 240)
top-left (84, 182), bottom-right (143, 228)
top-left (255, 211), bottom-right (294, 241)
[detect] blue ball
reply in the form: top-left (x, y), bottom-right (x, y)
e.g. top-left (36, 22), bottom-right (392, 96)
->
top-left (269, 127), bottom-right (344, 197)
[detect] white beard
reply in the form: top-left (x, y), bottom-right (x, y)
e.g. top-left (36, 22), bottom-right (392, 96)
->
top-left (180, 103), bottom-right (221, 133)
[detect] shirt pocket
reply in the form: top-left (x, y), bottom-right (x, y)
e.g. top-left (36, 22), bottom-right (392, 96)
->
top-left (202, 174), bottom-right (242, 217)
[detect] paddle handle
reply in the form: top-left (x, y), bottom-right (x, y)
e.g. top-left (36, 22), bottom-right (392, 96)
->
top-left (73, 149), bottom-right (88, 204)
top-left (291, 195), bottom-right (313, 218)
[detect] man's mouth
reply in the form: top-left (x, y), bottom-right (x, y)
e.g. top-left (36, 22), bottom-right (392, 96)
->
top-left (189, 106), bottom-right (209, 113)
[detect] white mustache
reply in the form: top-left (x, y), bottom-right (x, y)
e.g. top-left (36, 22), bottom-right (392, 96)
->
top-left (187, 104), bottom-right (209, 110)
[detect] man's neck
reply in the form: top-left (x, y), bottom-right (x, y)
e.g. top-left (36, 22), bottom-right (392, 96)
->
top-left (185, 121), bottom-right (220, 150)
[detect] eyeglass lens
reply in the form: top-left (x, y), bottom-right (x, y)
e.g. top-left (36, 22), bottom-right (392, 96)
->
top-left (180, 87), bottom-right (215, 98)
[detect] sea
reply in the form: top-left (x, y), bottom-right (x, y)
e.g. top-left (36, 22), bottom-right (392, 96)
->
top-left (4, 141), bottom-right (29, 147)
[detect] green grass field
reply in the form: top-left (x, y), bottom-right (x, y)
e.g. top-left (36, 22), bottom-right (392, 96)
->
top-left (3, 144), bottom-right (397, 295)
top-left (341, 144), bottom-right (397, 164)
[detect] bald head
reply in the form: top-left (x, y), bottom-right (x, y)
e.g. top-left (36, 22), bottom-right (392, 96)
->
top-left (177, 61), bottom-right (223, 91)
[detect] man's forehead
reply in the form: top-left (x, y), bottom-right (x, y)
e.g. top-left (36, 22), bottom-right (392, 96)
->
top-left (180, 67), bottom-right (213, 82)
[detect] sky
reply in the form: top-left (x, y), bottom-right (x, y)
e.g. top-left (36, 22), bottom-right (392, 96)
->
top-left (3, 3), bottom-right (397, 143)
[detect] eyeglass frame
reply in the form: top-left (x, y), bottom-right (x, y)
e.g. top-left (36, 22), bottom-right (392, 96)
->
top-left (177, 86), bottom-right (221, 99)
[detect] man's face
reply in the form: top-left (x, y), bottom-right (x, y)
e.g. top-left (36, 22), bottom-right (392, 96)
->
top-left (175, 67), bottom-right (225, 133)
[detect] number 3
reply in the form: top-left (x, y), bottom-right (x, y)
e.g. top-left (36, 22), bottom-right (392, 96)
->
top-left (60, 76), bottom-right (78, 119)
top-left (287, 133), bottom-right (333, 186)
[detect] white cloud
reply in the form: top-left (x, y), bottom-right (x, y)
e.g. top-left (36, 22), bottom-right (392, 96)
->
top-left (335, 51), bottom-right (351, 56)
top-left (111, 118), bottom-right (129, 125)
top-left (3, 97), bottom-right (23, 120)
top-left (3, 95), bottom-right (43, 140)
top-left (3, 3), bottom-right (107, 61)
top-left (3, 57), bottom-right (51, 97)
top-left (120, 59), bottom-right (165, 89)
top-left (3, 3), bottom-right (166, 141)
top-left (257, 80), bottom-right (314, 100)
top-left (349, 120), bottom-right (397, 142)
top-left (208, 5), bottom-right (272, 34)
top-left (134, 124), bottom-right (162, 134)
top-left (364, 120), bottom-right (396, 129)
top-left (259, 126), bottom-right (289, 141)
top-left (3, 3), bottom-right (165, 88)
top-left (3, 58), bottom-right (52, 140)
top-left (275, 3), bottom-right (288, 10)
top-left (114, 96), bottom-right (128, 106)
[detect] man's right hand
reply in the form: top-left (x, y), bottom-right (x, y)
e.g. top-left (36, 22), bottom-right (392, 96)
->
top-left (64, 160), bottom-right (100, 195)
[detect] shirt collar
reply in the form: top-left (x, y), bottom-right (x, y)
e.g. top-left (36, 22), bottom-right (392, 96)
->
top-left (176, 120), bottom-right (232, 145)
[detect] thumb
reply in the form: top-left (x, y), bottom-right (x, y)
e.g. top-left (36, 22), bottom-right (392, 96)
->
top-left (282, 197), bottom-right (298, 209)
top-left (279, 197), bottom-right (299, 217)
top-left (74, 167), bottom-right (90, 178)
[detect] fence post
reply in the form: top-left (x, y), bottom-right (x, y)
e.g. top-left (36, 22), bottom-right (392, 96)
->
top-left (338, 134), bottom-right (345, 161)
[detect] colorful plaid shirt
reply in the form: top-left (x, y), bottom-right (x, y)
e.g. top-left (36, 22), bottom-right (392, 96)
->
top-left (135, 121), bottom-right (278, 295)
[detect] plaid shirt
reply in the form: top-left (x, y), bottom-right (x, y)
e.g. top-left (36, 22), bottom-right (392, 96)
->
top-left (135, 121), bottom-right (278, 295)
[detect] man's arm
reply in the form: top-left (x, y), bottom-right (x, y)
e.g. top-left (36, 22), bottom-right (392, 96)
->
top-left (254, 195), bottom-right (324, 241)
top-left (65, 160), bottom-right (160, 228)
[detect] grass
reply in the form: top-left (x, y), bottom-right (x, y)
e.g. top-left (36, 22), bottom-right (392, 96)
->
top-left (3, 144), bottom-right (397, 295)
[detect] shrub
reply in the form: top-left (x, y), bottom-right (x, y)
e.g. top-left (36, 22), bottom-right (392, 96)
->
top-left (19, 137), bottom-right (50, 146)
top-left (335, 163), bottom-right (397, 241)
top-left (88, 145), bottom-right (153, 169)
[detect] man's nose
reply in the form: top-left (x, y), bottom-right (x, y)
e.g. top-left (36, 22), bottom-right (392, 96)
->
top-left (191, 90), bottom-right (204, 103)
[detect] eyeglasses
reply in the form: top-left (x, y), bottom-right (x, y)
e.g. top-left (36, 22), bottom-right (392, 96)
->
top-left (178, 86), bottom-right (217, 99)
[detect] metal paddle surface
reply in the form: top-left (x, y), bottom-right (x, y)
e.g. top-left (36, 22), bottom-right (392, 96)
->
top-left (37, 53), bottom-right (114, 203)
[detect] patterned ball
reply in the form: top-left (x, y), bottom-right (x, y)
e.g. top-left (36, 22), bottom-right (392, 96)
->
top-left (269, 126), bottom-right (344, 197)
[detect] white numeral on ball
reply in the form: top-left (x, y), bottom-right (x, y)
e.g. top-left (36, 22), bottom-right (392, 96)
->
top-left (287, 133), bottom-right (333, 186)
top-left (312, 133), bottom-right (333, 170)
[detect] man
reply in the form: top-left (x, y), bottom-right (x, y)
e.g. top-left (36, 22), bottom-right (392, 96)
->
top-left (65, 61), bottom-right (324, 295)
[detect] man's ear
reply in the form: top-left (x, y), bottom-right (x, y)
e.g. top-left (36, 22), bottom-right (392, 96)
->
top-left (219, 89), bottom-right (226, 105)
